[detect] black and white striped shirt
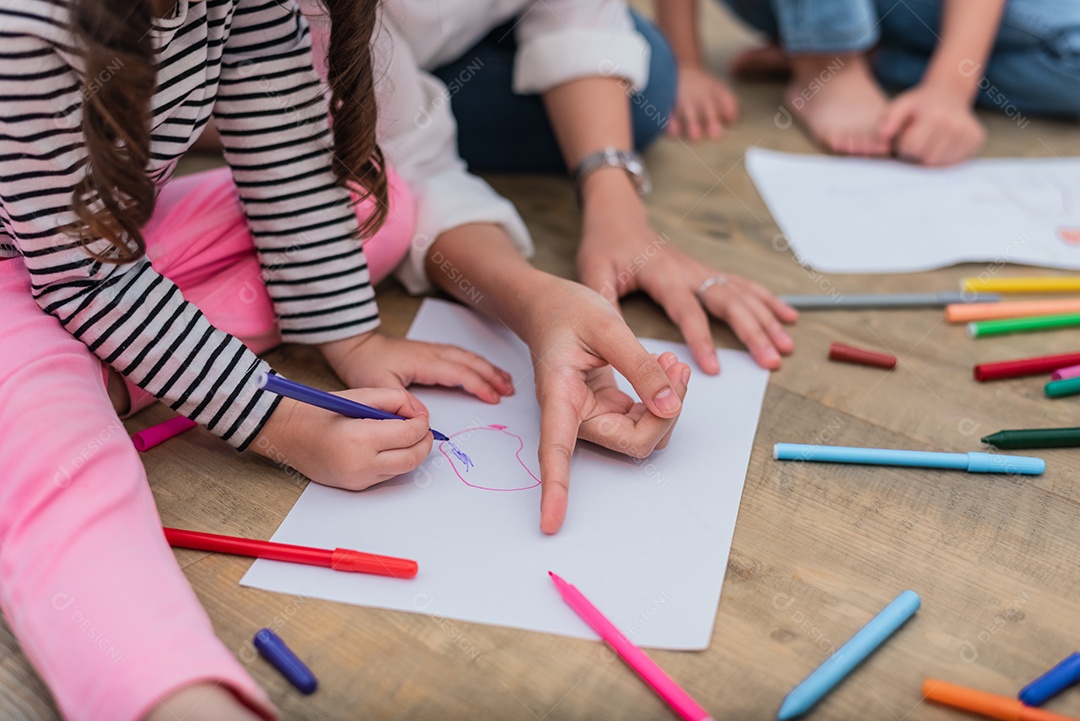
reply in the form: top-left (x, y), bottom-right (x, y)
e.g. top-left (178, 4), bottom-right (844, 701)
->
top-left (0, 0), bottom-right (379, 449)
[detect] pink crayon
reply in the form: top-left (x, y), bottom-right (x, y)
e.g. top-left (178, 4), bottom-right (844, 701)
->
top-left (1051, 363), bottom-right (1080, 381)
top-left (131, 416), bottom-right (198, 452)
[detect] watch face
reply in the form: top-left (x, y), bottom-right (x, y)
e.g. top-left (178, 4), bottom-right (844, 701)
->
top-left (622, 155), bottom-right (650, 194)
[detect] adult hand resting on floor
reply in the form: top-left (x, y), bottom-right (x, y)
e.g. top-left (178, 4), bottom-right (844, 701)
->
top-left (425, 223), bottom-right (690, 534)
top-left (539, 76), bottom-right (797, 375)
top-left (577, 169), bottom-right (797, 374)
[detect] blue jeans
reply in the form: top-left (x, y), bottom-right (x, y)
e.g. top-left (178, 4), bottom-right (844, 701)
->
top-left (431, 10), bottom-right (678, 173)
top-left (721, 0), bottom-right (1080, 118)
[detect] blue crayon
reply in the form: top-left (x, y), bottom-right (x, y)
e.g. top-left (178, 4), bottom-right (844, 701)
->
top-left (253, 628), bottom-right (318, 695)
top-left (1020, 652), bottom-right (1080, 706)
top-left (773, 443), bottom-right (1045, 475)
top-left (778, 590), bottom-right (921, 720)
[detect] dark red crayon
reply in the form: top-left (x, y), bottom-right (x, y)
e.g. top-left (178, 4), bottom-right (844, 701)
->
top-left (828, 342), bottom-right (897, 370)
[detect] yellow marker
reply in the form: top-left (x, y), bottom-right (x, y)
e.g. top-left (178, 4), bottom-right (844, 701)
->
top-left (962, 276), bottom-right (1080, 294)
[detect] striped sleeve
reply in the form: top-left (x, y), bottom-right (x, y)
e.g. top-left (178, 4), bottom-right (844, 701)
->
top-left (0, 24), bottom-right (279, 450)
top-left (214, 0), bottom-right (380, 344)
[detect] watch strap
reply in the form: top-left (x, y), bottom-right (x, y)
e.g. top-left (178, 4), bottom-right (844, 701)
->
top-left (572, 147), bottom-right (651, 195)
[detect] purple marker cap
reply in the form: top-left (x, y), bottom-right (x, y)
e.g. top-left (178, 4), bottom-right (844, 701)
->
top-left (253, 628), bottom-right (318, 695)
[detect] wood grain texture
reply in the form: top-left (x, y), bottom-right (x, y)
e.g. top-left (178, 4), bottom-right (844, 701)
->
top-left (4, 2), bottom-right (1080, 718)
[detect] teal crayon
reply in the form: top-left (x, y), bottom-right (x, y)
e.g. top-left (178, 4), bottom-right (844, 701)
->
top-left (1045, 377), bottom-right (1080, 398)
top-left (778, 591), bottom-right (921, 719)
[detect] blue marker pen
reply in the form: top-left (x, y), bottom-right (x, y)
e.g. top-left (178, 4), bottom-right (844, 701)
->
top-left (773, 443), bottom-right (1045, 475)
top-left (258, 372), bottom-right (474, 467)
top-left (253, 628), bottom-right (318, 695)
top-left (778, 590), bottom-right (921, 719)
top-left (259, 372), bottom-right (451, 440)
top-left (1020, 652), bottom-right (1080, 706)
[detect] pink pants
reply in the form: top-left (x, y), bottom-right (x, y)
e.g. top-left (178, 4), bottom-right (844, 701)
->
top-left (0, 167), bottom-right (414, 721)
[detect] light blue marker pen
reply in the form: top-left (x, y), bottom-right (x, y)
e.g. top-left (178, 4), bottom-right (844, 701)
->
top-left (773, 443), bottom-right (1045, 475)
top-left (778, 590), bottom-right (921, 719)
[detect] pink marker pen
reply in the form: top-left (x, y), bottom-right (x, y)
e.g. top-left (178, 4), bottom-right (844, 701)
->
top-left (131, 416), bottom-right (198, 452)
top-left (549, 572), bottom-right (713, 721)
top-left (1051, 362), bottom-right (1080, 381)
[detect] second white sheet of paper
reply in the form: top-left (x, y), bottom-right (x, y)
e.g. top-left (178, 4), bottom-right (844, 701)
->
top-left (241, 299), bottom-right (768, 650)
top-left (746, 148), bottom-right (1080, 273)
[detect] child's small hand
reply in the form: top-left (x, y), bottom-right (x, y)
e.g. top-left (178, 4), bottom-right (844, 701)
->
top-left (319, 332), bottom-right (514, 404)
top-left (253, 388), bottom-right (434, 490)
top-left (878, 84), bottom-right (986, 166)
top-left (667, 65), bottom-right (739, 141)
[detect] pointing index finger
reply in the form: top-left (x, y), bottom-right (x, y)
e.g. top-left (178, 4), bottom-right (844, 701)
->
top-left (536, 378), bottom-right (582, 535)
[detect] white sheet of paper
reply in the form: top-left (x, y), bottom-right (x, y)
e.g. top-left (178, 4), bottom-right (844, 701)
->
top-left (241, 299), bottom-right (768, 650)
top-left (746, 148), bottom-right (1080, 273)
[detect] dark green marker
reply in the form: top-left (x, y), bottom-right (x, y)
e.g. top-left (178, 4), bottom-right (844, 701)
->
top-left (981, 427), bottom-right (1080, 449)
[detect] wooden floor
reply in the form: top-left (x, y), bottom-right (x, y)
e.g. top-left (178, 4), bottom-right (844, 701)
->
top-left (5, 4), bottom-right (1080, 720)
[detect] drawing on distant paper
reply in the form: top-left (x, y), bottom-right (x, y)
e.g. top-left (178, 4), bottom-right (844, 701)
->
top-left (1059, 227), bottom-right (1080, 246)
top-left (438, 424), bottom-right (540, 492)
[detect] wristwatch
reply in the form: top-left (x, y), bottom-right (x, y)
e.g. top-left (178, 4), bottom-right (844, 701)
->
top-left (572, 147), bottom-right (651, 195)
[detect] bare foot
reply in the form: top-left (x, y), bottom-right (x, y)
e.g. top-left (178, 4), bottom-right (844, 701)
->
top-left (785, 53), bottom-right (890, 156)
top-left (731, 45), bottom-right (790, 81)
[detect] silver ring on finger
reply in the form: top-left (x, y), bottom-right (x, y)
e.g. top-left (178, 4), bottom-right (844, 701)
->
top-left (696, 274), bottom-right (728, 302)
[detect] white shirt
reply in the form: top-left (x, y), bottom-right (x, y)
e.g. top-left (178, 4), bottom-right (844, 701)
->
top-left (305, 0), bottom-right (651, 292)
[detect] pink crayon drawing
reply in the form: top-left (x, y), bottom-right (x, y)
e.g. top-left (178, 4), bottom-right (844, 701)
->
top-left (438, 424), bottom-right (541, 492)
top-left (1059, 227), bottom-right (1080, 246)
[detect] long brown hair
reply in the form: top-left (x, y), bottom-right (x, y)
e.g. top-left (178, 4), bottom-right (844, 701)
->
top-left (320, 0), bottom-right (388, 239)
top-left (69, 1), bottom-right (155, 263)
top-left (68, 0), bottom-right (387, 264)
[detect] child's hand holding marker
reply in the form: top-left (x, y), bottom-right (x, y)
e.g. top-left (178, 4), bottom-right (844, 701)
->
top-left (253, 386), bottom-right (434, 491)
top-left (318, 332), bottom-right (514, 404)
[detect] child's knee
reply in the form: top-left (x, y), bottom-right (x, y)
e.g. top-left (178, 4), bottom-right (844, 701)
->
top-left (0, 354), bottom-right (144, 521)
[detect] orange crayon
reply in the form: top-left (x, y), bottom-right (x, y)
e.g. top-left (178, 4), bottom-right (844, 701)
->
top-left (923, 679), bottom-right (1080, 721)
top-left (947, 299), bottom-right (1080, 324)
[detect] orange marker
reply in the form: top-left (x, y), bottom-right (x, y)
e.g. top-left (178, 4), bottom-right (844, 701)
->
top-left (946, 299), bottom-right (1080, 324)
top-left (922, 679), bottom-right (1080, 721)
